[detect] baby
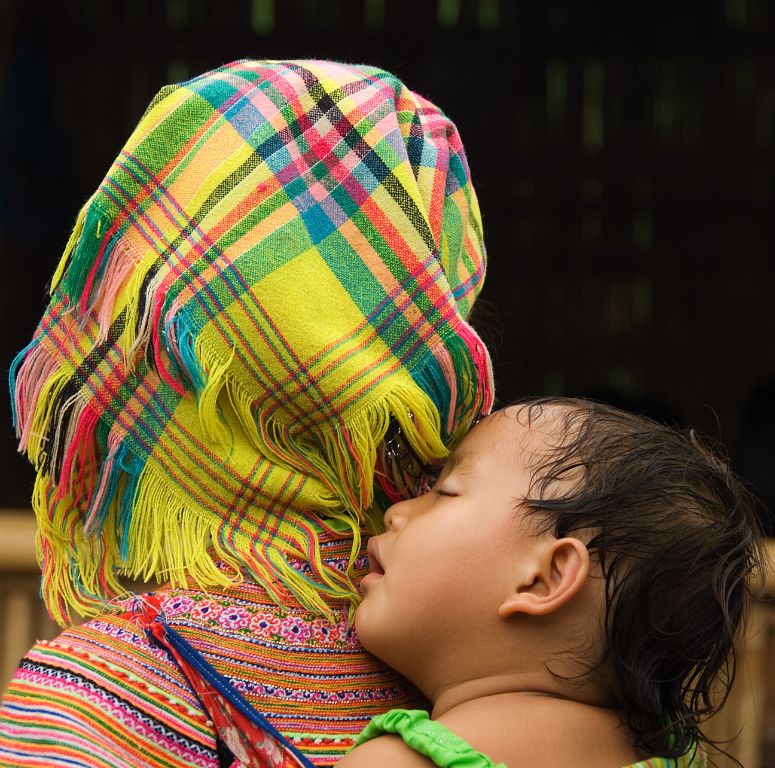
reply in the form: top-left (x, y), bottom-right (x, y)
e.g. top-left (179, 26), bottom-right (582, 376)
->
top-left (340, 397), bottom-right (763, 768)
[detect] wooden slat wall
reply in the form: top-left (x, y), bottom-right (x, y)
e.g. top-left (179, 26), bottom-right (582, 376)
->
top-left (0, 512), bottom-right (59, 692)
top-left (0, 511), bottom-right (773, 764)
top-left (704, 601), bottom-right (773, 767)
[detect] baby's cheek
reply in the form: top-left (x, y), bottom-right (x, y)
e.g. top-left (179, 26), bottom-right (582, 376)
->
top-left (353, 594), bottom-right (415, 670)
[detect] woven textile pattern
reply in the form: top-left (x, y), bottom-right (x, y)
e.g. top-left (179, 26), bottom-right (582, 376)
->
top-left (9, 59), bottom-right (493, 625)
top-left (0, 533), bottom-right (426, 767)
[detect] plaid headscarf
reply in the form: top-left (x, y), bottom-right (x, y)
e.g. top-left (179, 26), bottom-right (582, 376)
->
top-left (11, 60), bottom-right (493, 625)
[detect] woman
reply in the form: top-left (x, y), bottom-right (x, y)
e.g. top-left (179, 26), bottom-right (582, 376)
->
top-left (0, 59), bottom-right (492, 766)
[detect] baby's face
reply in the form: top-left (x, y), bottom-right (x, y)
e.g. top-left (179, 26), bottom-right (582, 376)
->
top-left (355, 405), bottom-right (564, 674)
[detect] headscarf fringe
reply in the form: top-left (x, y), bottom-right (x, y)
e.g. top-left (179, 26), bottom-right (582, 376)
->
top-left (194, 343), bottom-right (236, 446)
top-left (32, 456), bottom-right (366, 626)
top-left (55, 401), bottom-right (100, 504)
top-left (251, 380), bottom-right (449, 519)
top-left (51, 200), bottom-right (110, 308)
top-left (124, 259), bottom-right (165, 372)
top-left (51, 196), bottom-right (169, 376)
top-left (33, 472), bottom-right (125, 627)
top-left (182, 331), bottom-right (465, 519)
top-left (13, 346), bottom-right (72, 468)
top-left (92, 237), bottom-right (144, 343)
top-left (49, 196), bottom-right (95, 295)
top-left (121, 467), bottom-right (242, 590)
top-left (415, 321), bottom-right (494, 445)
top-left (13, 295), bottom-right (492, 626)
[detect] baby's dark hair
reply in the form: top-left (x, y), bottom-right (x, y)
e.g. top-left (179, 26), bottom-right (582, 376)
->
top-left (518, 396), bottom-right (765, 762)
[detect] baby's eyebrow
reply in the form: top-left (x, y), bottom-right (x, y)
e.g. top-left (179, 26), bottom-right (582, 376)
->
top-left (443, 451), bottom-right (475, 476)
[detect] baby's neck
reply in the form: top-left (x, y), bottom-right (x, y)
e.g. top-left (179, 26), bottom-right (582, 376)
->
top-left (429, 686), bottom-right (641, 768)
top-left (430, 669), bottom-right (612, 719)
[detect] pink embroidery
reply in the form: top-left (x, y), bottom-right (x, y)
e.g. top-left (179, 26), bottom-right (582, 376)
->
top-left (218, 606), bottom-right (251, 630)
top-left (162, 595), bottom-right (196, 617)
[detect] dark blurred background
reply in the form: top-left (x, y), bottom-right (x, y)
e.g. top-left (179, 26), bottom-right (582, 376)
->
top-left (2, 0), bottom-right (774, 530)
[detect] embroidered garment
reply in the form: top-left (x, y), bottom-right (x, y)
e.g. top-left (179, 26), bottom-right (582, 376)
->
top-left (137, 596), bottom-right (315, 768)
top-left (0, 533), bottom-right (427, 767)
top-left (355, 709), bottom-right (708, 768)
top-left (9, 59), bottom-right (492, 626)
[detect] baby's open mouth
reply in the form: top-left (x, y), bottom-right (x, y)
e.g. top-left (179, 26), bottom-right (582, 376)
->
top-left (366, 539), bottom-right (385, 578)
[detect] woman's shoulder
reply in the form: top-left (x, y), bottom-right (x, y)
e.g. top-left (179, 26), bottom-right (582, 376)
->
top-left (0, 594), bottom-right (217, 767)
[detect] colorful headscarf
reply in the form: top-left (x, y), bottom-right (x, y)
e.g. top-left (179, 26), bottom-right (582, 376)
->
top-left (10, 60), bottom-right (493, 625)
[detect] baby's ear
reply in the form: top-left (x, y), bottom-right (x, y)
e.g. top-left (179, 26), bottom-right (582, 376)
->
top-left (498, 538), bottom-right (589, 618)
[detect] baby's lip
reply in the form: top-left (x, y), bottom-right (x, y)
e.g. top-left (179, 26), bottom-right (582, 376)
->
top-left (366, 538), bottom-right (385, 576)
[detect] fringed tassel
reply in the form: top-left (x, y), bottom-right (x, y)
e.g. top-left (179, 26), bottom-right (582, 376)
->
top-left (49, 194), bottom-right (164, 380)
top-left (53, 201), bottom-right (110, 306)
top-left (431, 342), bottom-right (458, 437)
top-left (115, 458), bottom-right (358, 620)
top-left (32, 472), bottom-right (124, 626)
top-left (233, 522), bottom-right (359, 623)
top-left (10, 338), bottom-right (44, 444)
top-left (55, 401), bottom-right (101, 506)
top-left (93, 238), bottom-right (143, 342)
top-left (83, 434), bottom-right (126, 534)
top-left (416, 320), bottom-right (494, 446)
top-left (267, 512), bottom-right (363, 622)
top-left (124, 488), bottom-right (236, 589)
top-left (170, 319), bottom-right (465, 522)
top-left (123, 258), bottom-right (164, 371)
top-left (151, 287), bottom-right (186, 395)
top-left (252, 381), bottom-right (448, 522)
top-left (79, 225), bottom-right (123, 318)
top-left (49, 196), bottom-right (94, 294)
top-left (168, 309), bottom-right (204, 392)
top-left (226, 378), bottom-right (263, 450)
top-left (11, 342), bottom-right (72, 466)
top-left (196, 344), bottom-right (236, 446)
top-left (453, 319), bottom-right (495, 417)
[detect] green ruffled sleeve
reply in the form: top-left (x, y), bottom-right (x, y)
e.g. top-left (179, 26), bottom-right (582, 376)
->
top-left (355, 708), bottom-right (506, 768)
top-left (628, 746), bottom-right (707, 768)
top-left (355, 707), bottom-right (706, 768)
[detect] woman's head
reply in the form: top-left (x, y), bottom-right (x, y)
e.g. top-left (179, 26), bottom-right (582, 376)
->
top-left (11, 60), bottom-right (493, 623)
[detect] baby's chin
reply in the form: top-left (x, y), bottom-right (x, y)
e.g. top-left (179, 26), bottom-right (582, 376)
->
top-left (352, 599), bottom-right (386, 659)
top-left (352, 603), bottom-right (370, 647)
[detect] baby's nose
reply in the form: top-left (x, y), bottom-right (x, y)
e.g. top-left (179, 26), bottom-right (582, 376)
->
top-left (383, 499), bottom-right (410, 530)
top-left (383, 493), bottom-right (426, 529)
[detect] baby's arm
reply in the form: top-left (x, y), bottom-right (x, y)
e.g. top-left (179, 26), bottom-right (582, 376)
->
top-left (337, 735), bottom-right (437, 767)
